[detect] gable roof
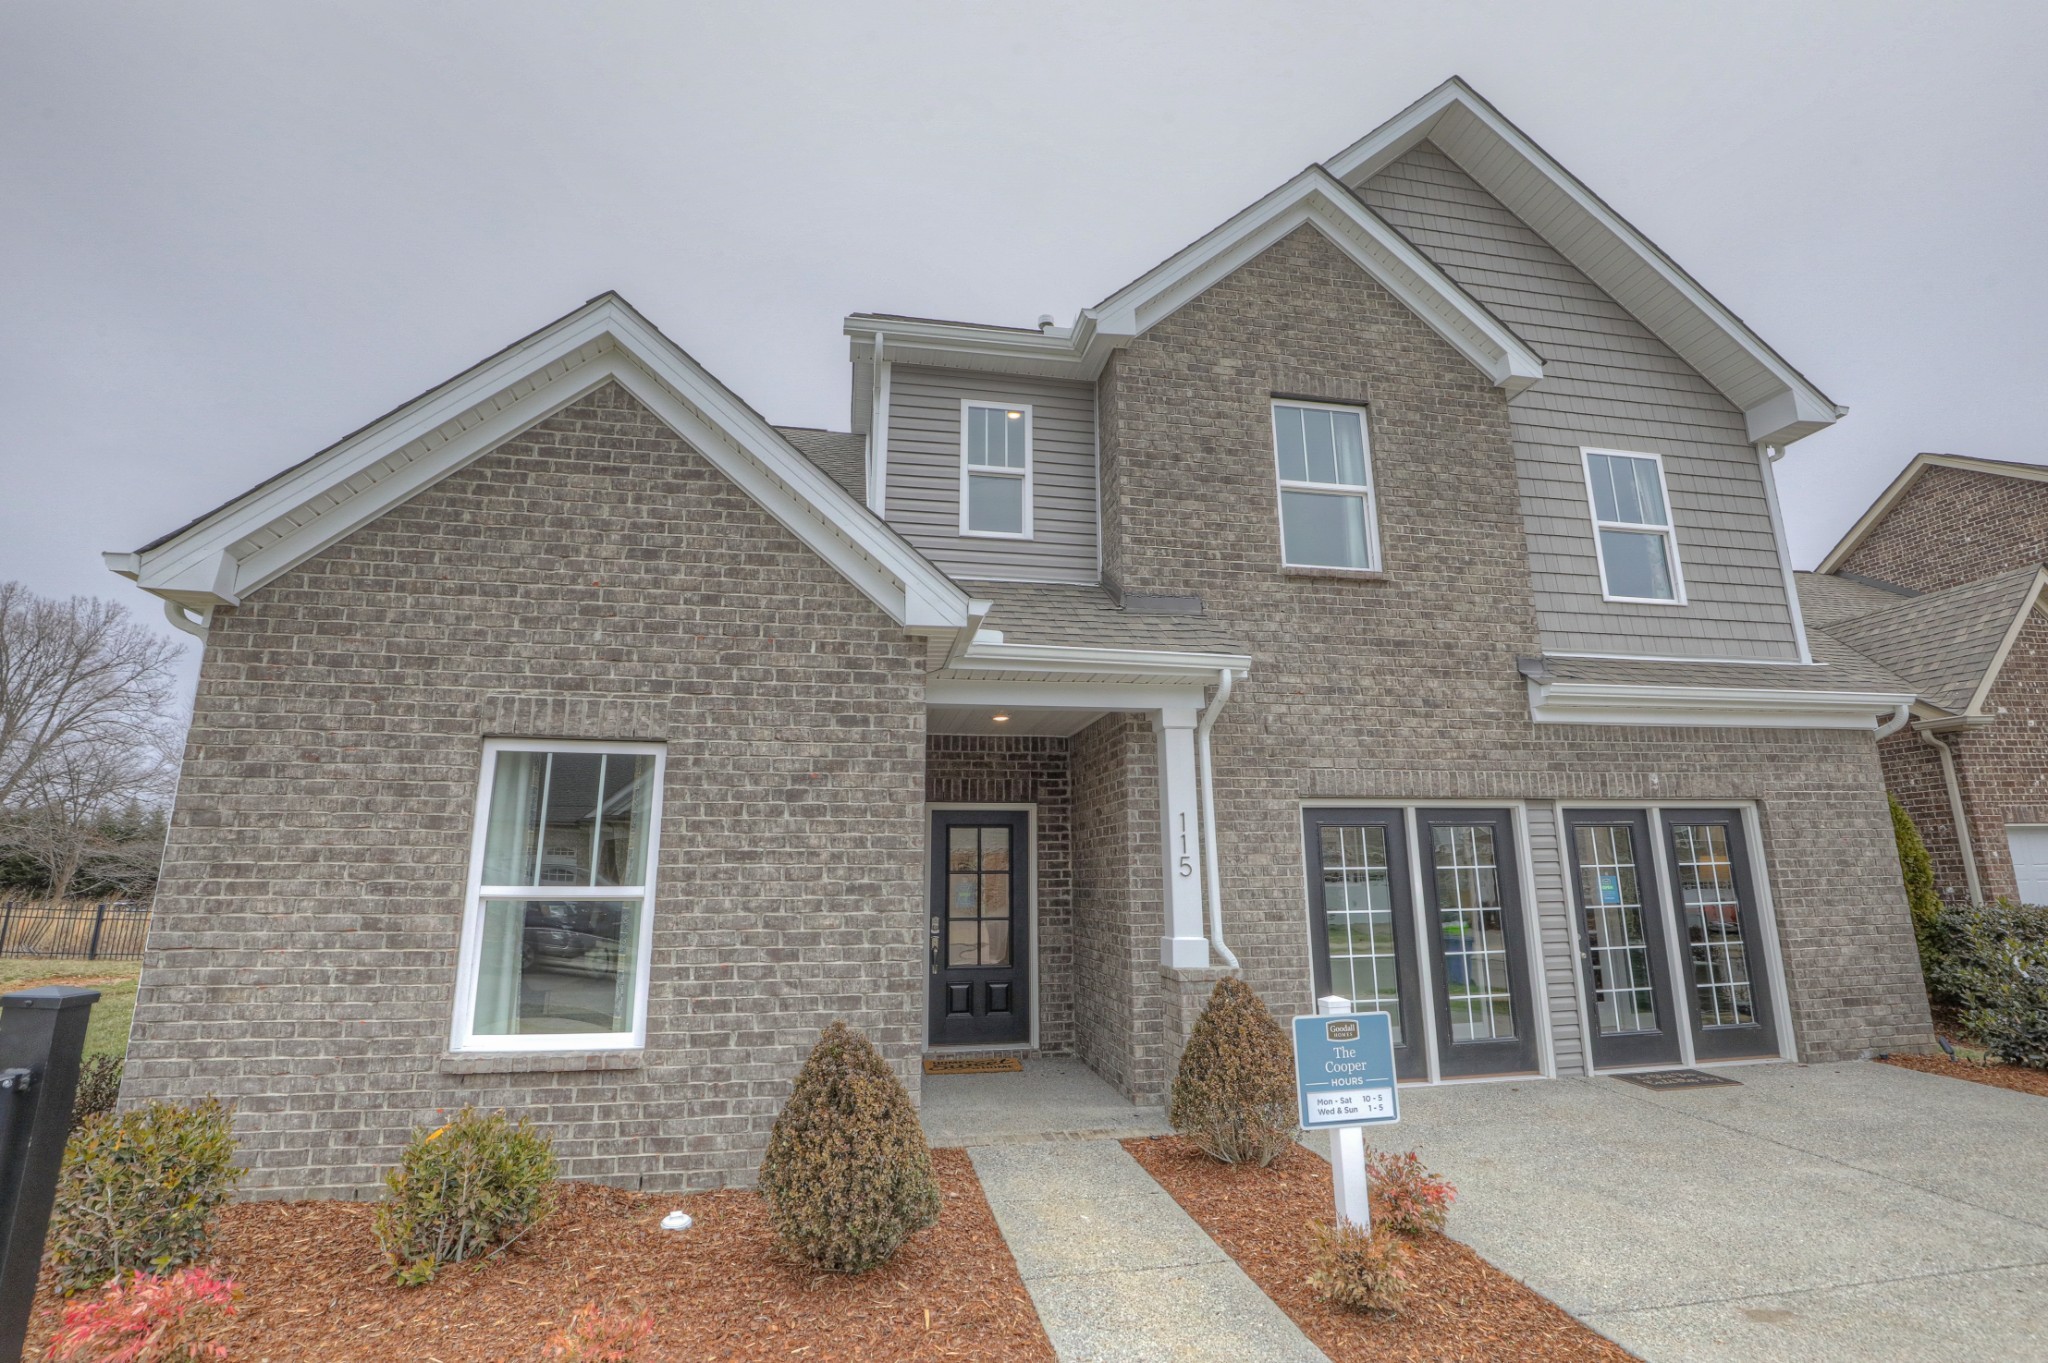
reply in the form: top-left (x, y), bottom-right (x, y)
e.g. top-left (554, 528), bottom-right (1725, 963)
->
top-left (1325, 78), bottom-right (1843, 448)
top-left (1816, 453), bottom-right (2048, 574)
top-left (104, 294), bottom-right (973, 633)
top-left (1804, 564), bottom-right (2048, 715)
top-left (846, 163), bottom-right (1544, 395)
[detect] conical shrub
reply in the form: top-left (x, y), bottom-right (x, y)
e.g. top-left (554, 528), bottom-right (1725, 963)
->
top-left (1169, 976), bottom-right (1298, 1166)
top-left (757, 1020), bottom-right (941, 1273)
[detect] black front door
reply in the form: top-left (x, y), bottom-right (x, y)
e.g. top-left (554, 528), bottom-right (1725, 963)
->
top-left (929, 810), bottom-right (1030, 1047)
top-left (1565, 809), bottom-right (1683, 1069)
top-left (1417, 808), bottom-right (1540, 1078)
top-left (1302, 809), bottom-right (1427, 1080)
top-left (1662, 809), bottom-right (1779, 1061)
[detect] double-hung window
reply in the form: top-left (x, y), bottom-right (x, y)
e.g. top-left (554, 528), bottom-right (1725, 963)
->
top-left (451, 739), bottom-right (663, 1052)
top-left (961, 401), bottom-right (1032, 537)
top-left (1583, 448), bottom-right (1685, 603)
top-left (1273, 401), bottom-right (1379, 571)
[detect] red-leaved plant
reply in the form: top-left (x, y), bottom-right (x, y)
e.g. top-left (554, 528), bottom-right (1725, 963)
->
top-left (541, 1304), bottom-right (655, 1362)
top-left (1367, 1149), bottom-right (1456, 1235)
top-left (44, 1267), bottom-right (238, 1363)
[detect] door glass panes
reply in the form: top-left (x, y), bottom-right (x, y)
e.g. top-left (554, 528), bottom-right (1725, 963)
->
top-left (947, 825), bottom-right (1012, 968)
top-left (1318, 825), bottom-right (1403, 1044)
top-left (1672, 824), bottom-right (1755, 1027)
top-left (480, 750), bottom-right (656, 888)
top-left (472, 898), bottom-right (640, 1036)
top-left (1573, 825), bottom-right (1657, 1035)
top-left (1432, 825), bottom-right (1515, 1042)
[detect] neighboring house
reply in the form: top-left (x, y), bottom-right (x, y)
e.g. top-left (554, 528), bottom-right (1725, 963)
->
top-left (1801, 454), bottom-right (2048, 904)
top-left (106, 78), bottom-right (1933, 1197)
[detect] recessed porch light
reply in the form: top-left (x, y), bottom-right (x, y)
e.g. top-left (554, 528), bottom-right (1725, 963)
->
top-left (992, 712), bottom-right (1010, 723)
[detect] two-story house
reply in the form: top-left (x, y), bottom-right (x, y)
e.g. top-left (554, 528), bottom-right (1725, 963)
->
top-left (106, 79), bottom-right (1933, 1197)
top-left (1800, 453), bottom-right (2048, 905)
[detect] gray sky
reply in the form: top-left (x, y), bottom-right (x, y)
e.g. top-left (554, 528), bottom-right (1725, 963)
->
top-left (6, 2), bottom-right (2044, 693)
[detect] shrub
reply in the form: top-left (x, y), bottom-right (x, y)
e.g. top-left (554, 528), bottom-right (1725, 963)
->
top-left (1307, 1220), bottom-right (1409, 1314)
top-left (49, 1098), bottom-right (241, 1295)
top-left (1890, 795), bottom-right (1942, 976)
top-left (1168, 977), bottom-right (1297, 1166)
top-left (71, 1055), bottom-right (124, 1131)
top-left (757, 1020), bottom-right (941, 1273)
top-left (542, 1304), bottom-right (654, 1362)
top-left (1367, 1149), bottom-right (1455, 1235)
top-left (1928, 899), bottom-right (2048, 1070)
top-left (373, 1107), bottom-right (558, 1285)
top-left (44, 1267), bottom-right (238, 1362)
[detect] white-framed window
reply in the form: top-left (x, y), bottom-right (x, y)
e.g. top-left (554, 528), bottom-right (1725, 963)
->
top-left (960, 400), bottom-right (1032, 538)
top-left (450, 738), bottom-right (665, 1053)
top-left (1273, 400), bottom-right (1380, 571)
top-left (1582, 448), bottom-right (1686, 604)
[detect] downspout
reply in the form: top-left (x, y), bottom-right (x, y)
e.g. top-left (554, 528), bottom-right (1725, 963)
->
top-left (1757, 442), bottom-right (1815, 665)
top-left (1874, 703), bottom-right (1911, 739)
top-left (1920, 726), bottom-right (1983, 905)
top-left (163, 599), bottom-right (210, 640)
top-left (869, 332), bottom-right (891, 517)
top-left (1195, 667), bottom-right (1239, 970)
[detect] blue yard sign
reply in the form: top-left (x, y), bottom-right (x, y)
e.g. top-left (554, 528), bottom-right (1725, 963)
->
top-left (1292, 1010), bottom-right (1400, 1130)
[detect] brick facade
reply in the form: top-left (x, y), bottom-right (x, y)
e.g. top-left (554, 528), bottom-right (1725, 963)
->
top-left (924, 735), bottom-right (1074, 1053)
top-left (1095, 225), bottom-right (1933, 1065)
top-left (1838, 464), bottom-right (2048, 593)
top-left (129, 383), bottom-right (929, 1196)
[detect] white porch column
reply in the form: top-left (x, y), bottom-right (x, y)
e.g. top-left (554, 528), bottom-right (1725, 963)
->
top-left (1155, 706), bottom-right (1209, 969)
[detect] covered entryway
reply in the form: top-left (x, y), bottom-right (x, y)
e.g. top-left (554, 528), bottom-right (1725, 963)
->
top-left (928, 809), bottom-right (1032, 1046)
top-left (1362, 1062), bottom-right (2048, 1362)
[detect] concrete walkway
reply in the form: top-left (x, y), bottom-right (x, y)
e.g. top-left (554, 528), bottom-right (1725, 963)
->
top-left (970, 1140), bottom-right (1329, 1363)
top-left (1374, 1061), bottom-right (2048, 1363)
top-left (924, 1058), bottom-right (1325, 1362)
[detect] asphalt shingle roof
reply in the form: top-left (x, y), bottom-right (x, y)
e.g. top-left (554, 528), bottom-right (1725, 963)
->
top-left (1532, 634), bottom-right (1917, 695)
top-left (1813, 565), bottom-right (2045, 714)
top-left (773, 426), bottom-right (866, 501)
top-left (1793, 570), bottom-right (1915, 626)
top-left (961, 581), bottom-right (1247, 655)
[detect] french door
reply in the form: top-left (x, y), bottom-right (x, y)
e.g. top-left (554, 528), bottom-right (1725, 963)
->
top-left (1566, 807), bottom-right (1779, 1067)
top-left (928, 811), bottom-right (1031, 1047)
top-left (1303, 807), bottom-right (1539, 1080)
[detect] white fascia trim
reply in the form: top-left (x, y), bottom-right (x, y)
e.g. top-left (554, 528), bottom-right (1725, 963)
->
top-left (926, 678), bottom-right (1211, 713)
top-left (1325, 78), bottom-right (1839, 448)
top-left (112, 297), bottom-right (973, 632)
top-left (1527, 679), bottom-right (1918, 730)
top-left (1817, 453), bottom-right (2048, 574)
top-left (952, 639), bottom-right (1253, 681)
top-left (844, 169), bottom-right (1544, 397)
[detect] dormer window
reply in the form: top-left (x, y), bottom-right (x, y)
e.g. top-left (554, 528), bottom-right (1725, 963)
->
top-left (1273, 401), bottom-right (1379, 571)
top-left (1583, 449), bottom-right (1685, 604)
top-left (961, 401), bottom-right (1033, 538)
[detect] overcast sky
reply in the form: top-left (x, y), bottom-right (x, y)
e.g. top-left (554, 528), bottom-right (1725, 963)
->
top-left (5, 2), bottom-right (2044, 692)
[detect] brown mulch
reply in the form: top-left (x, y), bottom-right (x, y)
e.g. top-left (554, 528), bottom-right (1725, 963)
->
top-left (1124, 1136), bottom-right (1637, 1363)
top-left (1878, 1052), bottom-right (2048, 1099)
top-left (27, 1148), bottom-right (1054, 1363)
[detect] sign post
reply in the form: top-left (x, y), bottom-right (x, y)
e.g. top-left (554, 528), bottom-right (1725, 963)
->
top-left (1294, 996), bottom-right (1398, 1232)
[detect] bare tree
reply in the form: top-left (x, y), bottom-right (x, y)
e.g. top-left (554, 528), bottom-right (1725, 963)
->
top-left (0, 583), bottom-right (185, 897)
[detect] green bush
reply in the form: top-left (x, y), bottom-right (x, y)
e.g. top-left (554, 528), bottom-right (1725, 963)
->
top-left (757, 1020), bottom-right (941, 1273)
top-left (1307, 1221), bottom-right (1410, 1314)
top-left (373, 1107), bottom-right (558, 1285)
top-left (1168, 977), bottom-right (1297, 1166)
top-left (1929, 899), bottom-right (2048, 1069)
top-left (70, 1054), bottom-right (124, 1130)
top-left (1890, 794), bottom-right (1942, 977)
top-left (48, 1096), bottom-right (242, 1295)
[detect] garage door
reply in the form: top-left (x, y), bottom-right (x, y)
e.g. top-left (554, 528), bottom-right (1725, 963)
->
top-left (2007, 826), bottom-right (2048, 905)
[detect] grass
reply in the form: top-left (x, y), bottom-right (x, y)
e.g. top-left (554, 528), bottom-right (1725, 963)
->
top-left (0, 957), bottom-right (141, 1059)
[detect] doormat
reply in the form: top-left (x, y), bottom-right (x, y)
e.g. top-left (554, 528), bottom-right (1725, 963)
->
top-left (923, 1055), bottom-right (1023, 1075)
top-left (1610, 1068), bottom-right (1741, 1090)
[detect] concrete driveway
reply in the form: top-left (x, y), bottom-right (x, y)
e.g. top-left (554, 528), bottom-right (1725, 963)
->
top-left (1377, 1062), bottom-right (2047, 1362)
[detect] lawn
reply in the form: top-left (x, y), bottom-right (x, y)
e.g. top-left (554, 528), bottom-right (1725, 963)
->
top-left (0, 957), bottom-right (140, 1059)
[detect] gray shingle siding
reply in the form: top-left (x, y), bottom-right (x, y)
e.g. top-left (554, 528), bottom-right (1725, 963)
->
top-left (1359, 144), bottom-right (1803, 661)
top-left (882, 364), bottom-right (1099, 583)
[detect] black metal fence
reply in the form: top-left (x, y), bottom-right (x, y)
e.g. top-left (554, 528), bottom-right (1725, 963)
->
top-left (0, 902), bottom-right (151, 961)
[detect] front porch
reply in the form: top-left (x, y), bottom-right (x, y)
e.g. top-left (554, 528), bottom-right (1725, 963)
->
top-left (918, 1055), bottom-right (1170, 1146)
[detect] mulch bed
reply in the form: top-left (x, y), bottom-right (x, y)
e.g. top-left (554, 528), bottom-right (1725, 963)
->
top-left (27, 1148), bottom-right (1054, 1363)
top-left (1124, 1136), bottom-right (1637, 1363)
top-left (1878, 1052), bottom-right (2048, 1099)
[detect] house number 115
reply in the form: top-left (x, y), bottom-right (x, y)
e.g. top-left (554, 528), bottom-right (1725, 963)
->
top-left (1178, 812), bottom-right (1194, 877)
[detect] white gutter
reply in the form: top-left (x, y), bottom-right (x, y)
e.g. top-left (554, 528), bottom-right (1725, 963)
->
top-left (1919, 726), bottom-right (1983, 905)
top-left (1874, 702), bottom-right (1911, 739)
top-left (1758, 442), bottom-right (1815, 665)
top-left (1195, 668), bottom-right (1239, 970)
